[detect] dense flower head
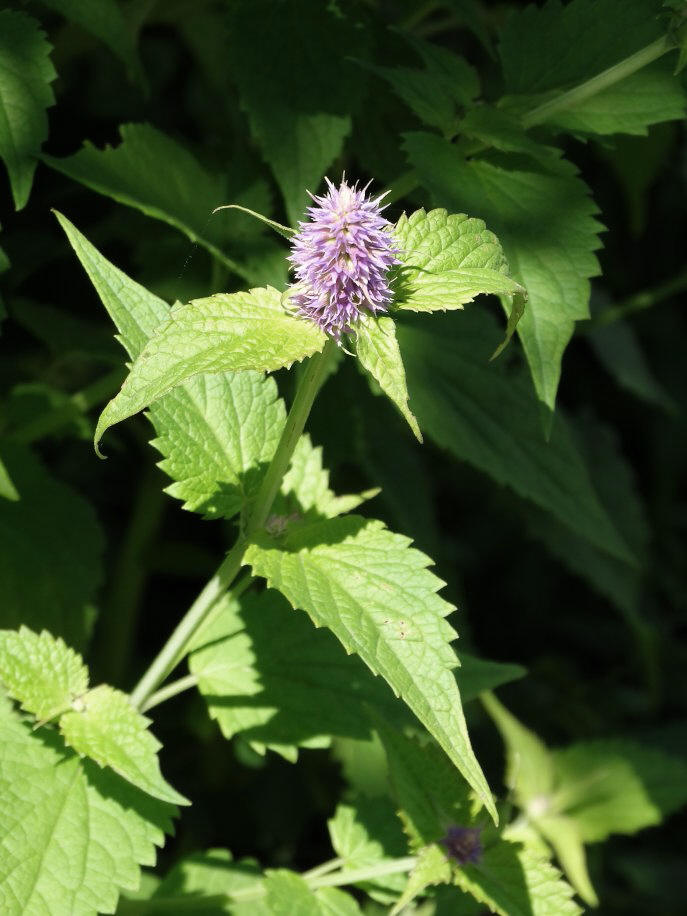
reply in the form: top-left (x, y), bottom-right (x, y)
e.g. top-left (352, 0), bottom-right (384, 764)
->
top-left (288, 177), bottom-right (400, 339)
top-left (441, 826), bottom-right (483, 865)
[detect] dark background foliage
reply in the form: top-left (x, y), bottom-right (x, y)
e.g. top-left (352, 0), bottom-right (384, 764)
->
top-left (1, 1), bottom-right (686, 912)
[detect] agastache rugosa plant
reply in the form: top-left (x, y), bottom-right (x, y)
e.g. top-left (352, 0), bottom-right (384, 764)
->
top-left (288, 178), bottom-right (400, 339)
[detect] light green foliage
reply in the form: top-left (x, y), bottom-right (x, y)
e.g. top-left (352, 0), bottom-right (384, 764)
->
top-left (452, 844), bottom-right (582, 916)
top-left (397, 309), bottom-right (633, 562)
top-left (265, 871), bottom-right (362, 915)
top-left (0, 697), bottom-right (175, 916)
top-left (0, 443), bottom-right (103, 650)
top-left (391, 845), bottom-right (451, 915)
top-left (226, 0), bottom-right (364, 226)
top-left (60, 685), bottom-right (189, 806)
top-left (56, 212), bottom-right (288, 522)
top-left (356, 314), bottom-right (422, 442)
top-left (535, 815), bottom-right (598, 906)
top-left (329, 797), bottom-right (407, 868)
top-left (361, 35), bottom-right (478, 136)
top-left (0, 11), bottom-right (56, 209)
top-left (129, 848), bottom-right (268, 915)
top-left (0, 456), bottom-right (18, 501)
top-left (36, 0), bottom-right (139, 76)
top-left (0, 625), bottom-right (187, 805)
top-left (274, 433), bottom-right (377, 520)
top-left (499, 0), bottom-right (685, 135)
top-left (328, 796), bottom-right (408, 901)
top-left (404, 133), bottom-right (603, 413)
top-left (481, 693), bottom-right (555, 806)
top-left (246, 516), bottom-right (497, 822)
top-left (376, 714), bottom-right (580, 914)
top-left (188, 590), bottom-right (410, 760)
top-left (94, 287), bottom-right (326, 452)
top-left (0, 627), bottom-right (88, 721)
top-left (151, 372), bottom-right (286, 520)
top-left (552, 740), bottom-right (687, 841)
top-left (485, 696), bottom-right (687, 904)
top-left (393, 208), bottom-right (521, 310)
top-left (44, 125), bottom-right (274, 282)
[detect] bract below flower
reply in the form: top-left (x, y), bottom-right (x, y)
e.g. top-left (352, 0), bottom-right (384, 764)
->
top-left (288, 177), bottom-right (400, 340)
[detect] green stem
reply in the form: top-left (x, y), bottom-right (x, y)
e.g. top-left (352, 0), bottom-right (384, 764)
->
top-left (10, 366), bottom-right (124, 443)
top-left (522, 36), bottom-right (674, 129)
top-left (228, 856), bottom-right (418, 903)
top-left (591, 267), bottom-right (687, 327)
top-left (129, 342), bottom-right (335, 709)
top-left (382, 35), bottom-right (676, 206)
top-left (141, 674), bottom-right (198, 713)
top-left (301, 857), bottom-right (345, 881)
top-left (128, 543), bottom-right (245, 708)
top-left (309, 857), bottom-right (418, 889)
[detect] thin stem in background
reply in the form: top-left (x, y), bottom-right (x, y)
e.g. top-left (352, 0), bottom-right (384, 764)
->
top-left (10, 366), bottom-right (124, 444)
top-left (94, 462), bottom-right (167, 685)
top-left (382, 35), bottom-right (677, 206)
top-left (129, 341), bottom-right (336, 710)
top-left (141, 674), bottom-right (198, 713)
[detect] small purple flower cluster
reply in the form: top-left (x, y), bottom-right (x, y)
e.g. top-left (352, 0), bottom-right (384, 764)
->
top-left (441, 825), bottom-right (483, 865)
top-left (288, 177), bottom-right (400, 340)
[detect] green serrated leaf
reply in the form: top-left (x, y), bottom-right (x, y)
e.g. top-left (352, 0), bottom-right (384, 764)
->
top-left (0, 627), bottom-right (88, 721)
top-left (551, 739), bottom-right (687, 842)
top-left (327, 796), bottom-right (408, 903)
top-left (397, 309), bottom-right (635, 563)
top-left (391, 844), bottom-right (451, 916)
top-left (0, 11), bottom-right (56, 210)
top-left (60, 685), bottom-right (189, 806)
top-left (0, 697), bottom-right (175, 916)
top-left (356, 314), bottom-right (422, 442)
top-left (359, 35), bottom-right (478, 137)
top-left (374, 718), bottom-right (475, 849)
top-left (44, 125), bottom-right (274, 282)
top-left (245, 516), bottom-right (497, 823)
top-left (36, 0), bottom-right (140, 77)
top-left (404, 132), bottom-right (603, 414)
top-left (55, 211), bottom-right (289, 523)
top-left (481, 693), bottom-right (555, 808)
top-left (499, 0), bottom-right (685, 136)
top-left (94, 287), bottom-right (326, 453)
top-left (458, 107), bottom-right (573, 176)
top-left (329, 797), bottom-right (408, 869)
top-left (189, 590), bottom-right (410, 760)
top-left (453, 844), bottom-right (582, 916)
top-left (0, 443), bottom-right (103, 650)
top-left (226, 1), bottom-right (364, 226)
top-left (392, 207), bottom-right (525, 354)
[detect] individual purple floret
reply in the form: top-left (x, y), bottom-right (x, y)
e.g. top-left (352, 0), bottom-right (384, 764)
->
top-left (441, 826), bottom-right (483, 865)
top-left (288, 177), bottom-right (400, 340)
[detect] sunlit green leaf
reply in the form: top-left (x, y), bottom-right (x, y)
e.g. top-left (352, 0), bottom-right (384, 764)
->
top-left (94, 288), bottom-right (326, 452)
top-left (245, 516), bottom-right (497, 823)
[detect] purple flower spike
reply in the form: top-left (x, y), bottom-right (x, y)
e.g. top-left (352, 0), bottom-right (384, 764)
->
top-left (441, 826), bottom-right (483, 865)
top-left (288, 177), bottom-right (400, 340)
